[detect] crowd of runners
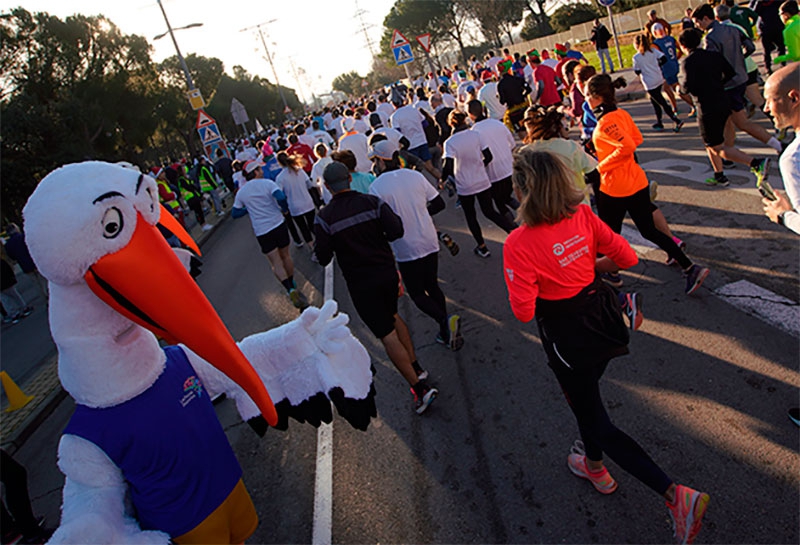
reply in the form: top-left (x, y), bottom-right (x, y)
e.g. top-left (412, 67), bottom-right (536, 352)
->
top-left (86, 4), bottom-right (800, 543)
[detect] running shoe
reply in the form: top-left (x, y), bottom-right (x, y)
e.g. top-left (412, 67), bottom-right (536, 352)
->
top-left (20, 306), bottom-right (34, 318)
top-left (684, 265), bottom-right (709, 295)
top-left (438, 232), bottom-right (460, 256)
top-left (624, 292), bottom-right (643, 331)
top-left (649, 179), bottom-right (658, 202)
top-left (600, 272), bottom-right (623, 288)
top-left (673, 119), bottom-right (684, 133)
top-left (687, 108), bottom-right (697, 118)
top-left (652, 123), bottom-right (665, 131)
top-left (667, 484), bottom-right (710, 544)
top-left (455, 198), bottom-right (462, 209)
top-left (294, 240), bottom-right (305, 248)
top-left (412, 361), bottom-right (429, 381)
top-left (201, 224), bottom-right (214, 232)
top-left (722, 159), bottom-right (734, 168)
top-left (751, 157), bottom-right (770, 185)
top-left (288, 288), bottom-right (309, 310)
top-left (666, 238), bottom-right (687, 266)
top-left (474, 245), bottom-right (491, 258)
top-left (411, 384), bottom-right (438, 415)
top-left (567, 440), bottom-right (618, 494)
top-left (788, 407), bottom-right (800, 427)
top-left (448, 314), bottom-right (464, 351)
top-left (704, 175), bottom-right (730, 187)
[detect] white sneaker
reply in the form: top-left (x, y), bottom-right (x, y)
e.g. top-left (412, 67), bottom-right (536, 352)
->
top-left (201, 224), bottom-right (214, 232)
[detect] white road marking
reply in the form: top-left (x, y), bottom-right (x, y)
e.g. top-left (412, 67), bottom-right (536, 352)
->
top-left (313, 262), bottom-right (335, 545)
top-left (640, 158), bottom-right (786, 191)
top-left (714, 279), bottom-right (800, 338)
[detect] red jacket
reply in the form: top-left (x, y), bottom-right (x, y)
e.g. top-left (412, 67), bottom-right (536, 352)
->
top-left (286, 143), bottom-right (316, 174)
top-left (503, 204), bottom-right (637, 322)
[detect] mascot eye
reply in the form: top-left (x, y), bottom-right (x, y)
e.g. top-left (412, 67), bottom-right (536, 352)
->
top-left (102, 207), bottom-right (124, 239)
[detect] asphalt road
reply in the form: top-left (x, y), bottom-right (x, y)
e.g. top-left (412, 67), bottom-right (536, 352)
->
top-left (16, 98), bottom-right (799, 544)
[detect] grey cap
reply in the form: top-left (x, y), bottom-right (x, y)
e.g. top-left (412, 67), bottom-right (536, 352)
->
top-left (323, 161), bottom-right (351, 191)
top-left (367, 139), bottom-right (398, 161)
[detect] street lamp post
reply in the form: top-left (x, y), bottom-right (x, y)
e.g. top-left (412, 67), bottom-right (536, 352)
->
top-left (241, 21), bottom-right (290, 116)
top-left (155, 0), bottom-right (201, 92)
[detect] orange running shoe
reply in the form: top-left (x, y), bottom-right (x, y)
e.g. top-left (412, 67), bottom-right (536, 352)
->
top-left (667, 484), bottom-right (710, 544)
top-left (567, 440), bottom-right (618, 494)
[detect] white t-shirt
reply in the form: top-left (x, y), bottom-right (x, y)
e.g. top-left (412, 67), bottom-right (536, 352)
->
top-left (542, 58), bottom-right (558, 69)
top-left (275, 167), bottom-right (315, 216)
top-left (233, 171), bottom-right (246, 189)
top-left (471, 118), bottom-right (515, 182)
top-left (632, 48), bottom-right (666, 91)
top-left (486, 56), bottom-right (503, 72)
top-left (310, 156), bottom-right (334, 205)
top-left (523, 64), bottom-right (534, 88)
top-left (457, 80), bottom-right (480, 106)
top-left (354, 118), bottom-right (370, 134)
top-left (369, 169), bottom-right (440, 262)
top-left (477, 82), bottom-right (506, 120)
top-left (233, 178), bottom-right (285, 236)
top-left (310, 129), bottom-right (335, 149)
top-left (443, 129), bottom-right (492, 196)
top-left (236, 148), bottom-right (258, 162)
top-left (414, 100), bottom-right (434, 117)
top-left (323, 112), bottom-right (334, 131)
top-left (390, 105), bottom-right (427, 149)
top-left (376, 101), bottom-right (394, 123)
top-left (339, 132), bottom-right (371, 173)
top-left (441, 92), bottom-right (457, 109)
top-left (298, 133), bottom-right (317, 149)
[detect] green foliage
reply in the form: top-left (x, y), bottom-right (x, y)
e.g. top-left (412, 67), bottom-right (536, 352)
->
top-left (331, 70), bottom-right (365, 98)
top-left (549, 1), bottom-right (603, 33)
top-left (521, 12), bottom-right (555, 40)
top-left (462, 0), bottom-right (528, 46)
top-left (0, 8), bottom-right (301, 224)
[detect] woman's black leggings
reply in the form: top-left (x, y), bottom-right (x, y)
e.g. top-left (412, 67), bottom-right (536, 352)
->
top-left (286, 210), bottom-right (315, 244)
top-left (596, 187), bottom-right (692, 269)
top-left (459, 187), bottom-right (516, 246)
top-left (397, 252), bottom-right (448, 336)
top-left (491, 176), bottom-right (517, 217)
top-left (647, 85), bottom-right (678, 124)
top-left (549, 358), bottom-right (673, 495)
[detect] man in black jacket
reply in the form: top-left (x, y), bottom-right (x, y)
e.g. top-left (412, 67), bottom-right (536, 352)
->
top-left (590, 19), bottom-right (615, 73)
top-left (314, 161), bottom-right (439, 414)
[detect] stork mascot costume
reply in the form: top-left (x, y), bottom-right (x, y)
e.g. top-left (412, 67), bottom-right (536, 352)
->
top-left (23, 162), bottom-right (377, 544)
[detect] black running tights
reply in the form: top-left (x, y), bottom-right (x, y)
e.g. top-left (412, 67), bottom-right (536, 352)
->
top-left (397, 252), bottom-right (448, 335)
top-left (596, 187), bottom-right (692, 269)
top-left (549, 359), bottom-right (673, 495)
top-left (286, 210), bottom-right (315, 244)
top-left (647, 85), bottom-right (678, 124)
top-left (459, 187), bottom-right (515, 246)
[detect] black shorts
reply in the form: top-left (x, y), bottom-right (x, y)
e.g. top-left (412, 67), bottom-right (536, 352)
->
top-left (348, 274), bottom-right (399, 339)
top-left (256, 223), bottom-right (290, 254)
top-left (724, 83), bottom-right (747, 113)
top-left (698, 106), bottom-right (730, 147)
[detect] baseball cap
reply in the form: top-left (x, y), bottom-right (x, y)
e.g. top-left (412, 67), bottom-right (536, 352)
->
top-left (243, 160), bottom-right (265, 174)
top-left (322, 161), bottom-right (351, 191)
top-left (367, 139), bottom-right (398, 161)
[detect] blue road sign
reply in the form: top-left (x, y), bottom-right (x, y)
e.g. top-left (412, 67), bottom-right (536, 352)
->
top-left (392, 43), bottom-right (414, 66)
top-left (597, 0), bottom-right (615, 6)
top-left (198, 124), bottom-right (222, 145)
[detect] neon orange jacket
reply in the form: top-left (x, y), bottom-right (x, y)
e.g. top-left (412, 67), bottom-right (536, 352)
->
top-left (592, 108), bottom-right (649, 197)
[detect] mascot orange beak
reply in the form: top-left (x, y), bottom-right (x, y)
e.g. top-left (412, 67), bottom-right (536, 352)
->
top-left (84, 212), bottom-right (278, 426)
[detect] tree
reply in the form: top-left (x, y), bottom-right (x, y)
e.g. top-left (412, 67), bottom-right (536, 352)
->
top-left (331, 71), bottom-right (364, 98)
top-left (1, 8), bottom-right (162, 224)
top-left (549, 1), bottom-right (602, 33)
top-left (463, 0), bottom-right (528, 47)
top-left (521, 0), bottom-right (553, 39)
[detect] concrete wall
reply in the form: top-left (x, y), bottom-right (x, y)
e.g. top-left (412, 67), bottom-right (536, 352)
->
top-left (513, 0), bottom-right (695, 53)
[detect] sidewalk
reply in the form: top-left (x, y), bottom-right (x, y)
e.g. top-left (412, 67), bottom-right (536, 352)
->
top-left (0, 190), bottom-right (234, 454)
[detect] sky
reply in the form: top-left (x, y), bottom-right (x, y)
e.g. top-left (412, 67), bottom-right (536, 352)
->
top-left (1, 0), bottom-right (398, 101)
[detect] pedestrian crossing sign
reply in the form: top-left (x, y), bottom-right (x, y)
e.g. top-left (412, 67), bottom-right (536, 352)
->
top-left (199, 124), bottom-right (222, 145)
top-left (393, 43), bottom-right (414, 65)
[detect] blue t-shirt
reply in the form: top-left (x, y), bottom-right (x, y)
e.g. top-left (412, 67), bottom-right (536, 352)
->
top-left (63, 346), bottom-right (242, 538)
top-left (654, 36), bottom-right (680, 79)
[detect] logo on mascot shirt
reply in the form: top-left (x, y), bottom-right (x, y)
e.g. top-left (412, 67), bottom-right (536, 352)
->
top-left (181, 375), bottom-right (204, 407)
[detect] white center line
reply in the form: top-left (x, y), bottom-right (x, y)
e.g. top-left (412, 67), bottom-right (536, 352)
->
top-left (312, 261), bottom-right (335, 545)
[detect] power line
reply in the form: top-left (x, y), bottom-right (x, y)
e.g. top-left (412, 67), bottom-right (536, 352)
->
top-left (353, 0), bottom-right (377, 62)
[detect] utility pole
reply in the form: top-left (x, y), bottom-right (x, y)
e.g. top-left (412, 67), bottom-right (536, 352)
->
top-left (354, 0), bottom-right (377, 62)
top-left (155, 0), bottom-right (196, 91)
top-left (240, 21), bottom-right (290, 115)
